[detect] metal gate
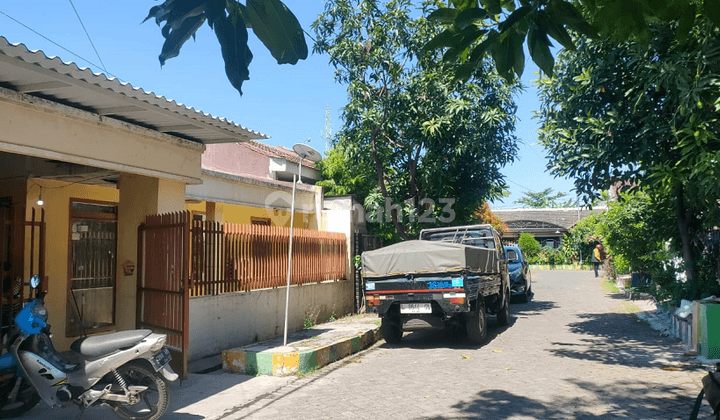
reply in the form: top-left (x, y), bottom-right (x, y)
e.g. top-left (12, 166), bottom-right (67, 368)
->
top-left (136, 211), bottom-right (190, 377)
top-left (1, 204), bottom-right (45, 349)
top-left (353, 233), bottom-right (381, 312)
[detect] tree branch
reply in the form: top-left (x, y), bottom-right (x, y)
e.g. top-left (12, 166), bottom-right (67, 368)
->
top-left (371, 122), bottom-right (410, 240)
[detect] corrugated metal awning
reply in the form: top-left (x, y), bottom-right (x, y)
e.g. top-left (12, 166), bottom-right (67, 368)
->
top-left (0, 36), bottom-right (267, 145)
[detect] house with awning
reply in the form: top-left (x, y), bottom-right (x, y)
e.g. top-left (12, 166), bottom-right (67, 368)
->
top-left (0, 36), bottom-right (354, 375)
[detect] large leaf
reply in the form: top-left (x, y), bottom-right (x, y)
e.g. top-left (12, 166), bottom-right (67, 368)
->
top-left (159, 15), bottom-right (206, 65)
top-left (547, 0), bottom-right (598, 38)
top-left (536, 10), bottom-right (575, 51)
top-left (467, 36), bottom-right (495, 66)
top-left (452, 0), bottom-right (479, 11)
top-left (498, 6), bottom-right (531, 33)
top-left (144, 0), bottom-right (209, 65)
top-left (427, 8), bottom-right (460, 24)
top-left (456, 7), bottom-right (489, 28)
top-left (704, 0), bottom-right (720, 27)
top-left (675, 4), bottom-right (696, 43)
top-left (423, 28), bottom-right (460, 52)
top-left (245, 0), bottom-right (308, 64)
top-left (491, 30), bottom-right (516, 78)
top-left (213, 12), bottom-right (253, 95)
top-left (511, 30), bottom-right (526, 78)
top-left (527, 27), bottom-right (554, 76)
top-left (443, 27), bottom-right (486, 62)
top-left (479, 0), bottom-right (502, 15)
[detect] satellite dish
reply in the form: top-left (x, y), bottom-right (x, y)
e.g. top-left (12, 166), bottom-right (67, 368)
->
top-left (292, 144), bottom-right (322, 162)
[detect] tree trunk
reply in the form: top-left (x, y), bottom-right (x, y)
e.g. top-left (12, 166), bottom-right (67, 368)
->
top-left (675, 186), bottom-right (696, 284)
top-left (371, 124), bottom-right (410, 240)
top-left (407, 146), bottom-right (422, 216)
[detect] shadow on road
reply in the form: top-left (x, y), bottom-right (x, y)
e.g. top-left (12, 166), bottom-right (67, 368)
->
top-left (379, 318), bottom-right (510, 350)
top-left (511, 299), bottom-right (558, 317)
top-left (547, 312), bottom-right (692, 369)
top-left (378, 300), bottom-right (556, 351)
top-left (433, 380), bottom-right (711, 420)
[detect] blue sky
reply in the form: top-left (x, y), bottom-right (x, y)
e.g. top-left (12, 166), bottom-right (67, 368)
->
top-left (0, 0), bottom-right (576, 209)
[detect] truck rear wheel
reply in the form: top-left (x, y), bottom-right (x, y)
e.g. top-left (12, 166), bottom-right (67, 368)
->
top-left (380, 318), bottom-right (402, 344)
top-left (497, 287), bottom-right (511, 326)
top-left (466, 299), bottom-right (487, 344)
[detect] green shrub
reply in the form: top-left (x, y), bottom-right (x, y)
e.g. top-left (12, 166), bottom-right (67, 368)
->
top-left (639, 254), bottom-right (720, 307)
top-left (613, 253), bottom-right (631, 275)
top-left (535, 246), bottom-right (561, 265)
top-left (559, 241), bottom-right (579, 264)
top-left (518, 233), bottom-right (540, 262)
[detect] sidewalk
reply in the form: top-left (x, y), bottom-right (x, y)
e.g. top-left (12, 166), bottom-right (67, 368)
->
top-left (222, 313), bottom-right (381, 376)
top-left (25, 313), bottom-right (381, 420)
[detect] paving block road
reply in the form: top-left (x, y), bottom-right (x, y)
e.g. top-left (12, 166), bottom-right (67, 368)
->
top-left (26, 270), bottom-right (716, 419)
top-left (222, 270), bottom-right (713, 420)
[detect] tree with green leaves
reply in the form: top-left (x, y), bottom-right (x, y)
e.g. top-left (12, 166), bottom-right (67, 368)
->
top-left (423, 0), bottom-right (720, 81)
top-left (312, 0), bottom-right (519, 242)
top-left (536, 17), bottom-right (720, 284)
top-left (600, 191), bottom-right (675, 275)
top-left (562, 210), bottom-right (604, 265)
top-left (514, 188), bottom-right (577, 208)
top-left (144, 0), bottom-right (308, 95)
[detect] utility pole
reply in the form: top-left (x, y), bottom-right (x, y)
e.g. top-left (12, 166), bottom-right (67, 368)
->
top-left (323, 105), bottom-right (332, 153)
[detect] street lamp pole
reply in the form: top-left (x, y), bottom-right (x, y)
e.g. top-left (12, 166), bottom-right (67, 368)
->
top-left (283, 172), bottom-right (298, 346)
top-left (283, 144), bottom-right (321, 346)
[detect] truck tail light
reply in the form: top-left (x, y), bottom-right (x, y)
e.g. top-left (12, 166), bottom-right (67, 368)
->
top-left (367, 296), bottom-right (380, 306)
top-left (450, 297), bottom-right (465, 304)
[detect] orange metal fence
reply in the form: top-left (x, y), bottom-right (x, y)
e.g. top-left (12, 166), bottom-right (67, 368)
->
top-left (190, 220), bottom-right (347, 297)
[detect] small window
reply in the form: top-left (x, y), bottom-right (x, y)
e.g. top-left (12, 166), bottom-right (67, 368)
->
top-left (507, 250), bottom-right (518, 260)
top-left (251, 217), bottom-right (271, 226)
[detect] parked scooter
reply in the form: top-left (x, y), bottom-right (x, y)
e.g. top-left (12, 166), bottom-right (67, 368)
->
top-left (0, 275), bottom-right (178, 419)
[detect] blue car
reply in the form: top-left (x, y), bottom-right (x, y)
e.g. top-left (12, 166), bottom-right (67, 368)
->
top-left (504, 245), bottom-right (532, 303)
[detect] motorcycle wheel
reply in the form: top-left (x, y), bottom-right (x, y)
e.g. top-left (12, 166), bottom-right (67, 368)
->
top-left (112, 363), bottom-right (170, 420)
top-left (0, 375), bottom-right (40, 419)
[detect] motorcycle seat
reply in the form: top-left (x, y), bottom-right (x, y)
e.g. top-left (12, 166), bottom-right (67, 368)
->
top-left (70, 329), bottom-right (153, 357)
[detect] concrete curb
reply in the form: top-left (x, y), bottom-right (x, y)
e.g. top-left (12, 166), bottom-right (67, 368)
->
top-left (222, 327), bottom-right (381, 376)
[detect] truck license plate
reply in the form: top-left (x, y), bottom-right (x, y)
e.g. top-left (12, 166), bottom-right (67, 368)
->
top-left (400, 303), bottom-right (432, 314)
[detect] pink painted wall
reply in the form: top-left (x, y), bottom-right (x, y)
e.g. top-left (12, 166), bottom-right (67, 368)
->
top-left (202, 143), bottom-right (270, 178)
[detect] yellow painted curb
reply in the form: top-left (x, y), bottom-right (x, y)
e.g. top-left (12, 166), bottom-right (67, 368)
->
top-left (221, 326), bottom-right (381, 377)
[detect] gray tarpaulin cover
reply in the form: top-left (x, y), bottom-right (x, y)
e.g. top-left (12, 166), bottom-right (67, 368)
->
top-left (362, 240), bottom-right (498, 278)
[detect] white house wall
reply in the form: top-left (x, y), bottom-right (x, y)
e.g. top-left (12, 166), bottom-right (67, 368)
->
top-left (186, 171), bottom-right (319, 215)
top-left (0, 86), bottom-right (204, 184)
top-left (188, 280), bottom-right (353, 361)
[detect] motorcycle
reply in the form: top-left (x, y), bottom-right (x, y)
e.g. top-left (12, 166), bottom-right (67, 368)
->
top-left (0, 275), bottom-right (178, 419)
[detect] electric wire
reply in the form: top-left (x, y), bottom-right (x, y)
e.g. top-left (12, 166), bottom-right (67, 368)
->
top-left (28, 174), bottom-right (115, 191)
top-left (505, 178), bottom-right (535, 192)
top-left (0, 9), bottom-right (121, 80)
top-left (68, 0), bottom-right (107, 73)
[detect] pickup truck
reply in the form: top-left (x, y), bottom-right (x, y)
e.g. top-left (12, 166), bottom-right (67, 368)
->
top-left (362, 224), bottom-right (511, 344)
